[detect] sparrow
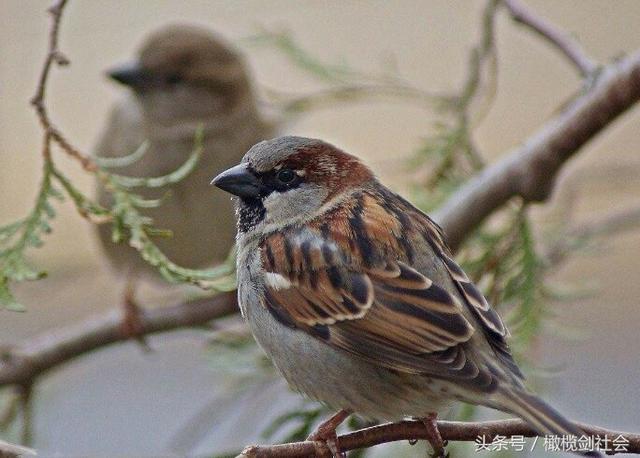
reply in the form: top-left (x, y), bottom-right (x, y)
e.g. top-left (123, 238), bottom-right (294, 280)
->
top-left (94, 25), bottom-right (273, 339)
top-left (212, 136), bottom-right (600, 457)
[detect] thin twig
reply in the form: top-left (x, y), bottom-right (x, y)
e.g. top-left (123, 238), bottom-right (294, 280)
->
top-left (0, 292), bottom-right (237, 387)
top-left (30, 0), bottom-right (96, 172)
top-left (503, 0), bottom-right (598, 77)
top-left (237, 419), bottom-right (640, 457)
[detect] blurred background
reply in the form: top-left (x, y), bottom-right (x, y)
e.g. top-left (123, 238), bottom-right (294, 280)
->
top-left (1, 1), bottom-right (639, 456)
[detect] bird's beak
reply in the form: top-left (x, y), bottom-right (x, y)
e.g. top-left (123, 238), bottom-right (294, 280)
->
top-left (211, 163), bottom-right (262, 199)
top-left (107, 62), bottom-right (151, 88)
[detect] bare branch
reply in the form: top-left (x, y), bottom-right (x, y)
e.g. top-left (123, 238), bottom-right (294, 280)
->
top-left (0, 439), bottom-right (36, 458)
top-left (237, 418), bottom-right (640, 457)
top-left (502, 0), bottom-right (598, 77)
top-left (30, 0), bottom-right (96, 172)
top-left (0, 292), bottom-right (237, 387)
top-left (434, 50), bottom-right (640, 252)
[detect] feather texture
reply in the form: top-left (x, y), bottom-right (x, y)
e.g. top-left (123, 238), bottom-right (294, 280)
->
top-left (258, 186), bottom-right (522, 390)
top-left (223, 136), bottom-right (601, 455)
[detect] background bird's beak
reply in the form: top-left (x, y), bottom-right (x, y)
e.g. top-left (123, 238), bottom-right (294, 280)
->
top-left (211, 163), bottom-right (262, 199)
top-left (107, 62), bottom-right (151, 88)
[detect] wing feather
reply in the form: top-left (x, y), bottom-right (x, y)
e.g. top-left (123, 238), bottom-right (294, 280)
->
top-left (259, 225), bottom-right (476, 374)
top-left (257, 187), bottom-right (520, 388)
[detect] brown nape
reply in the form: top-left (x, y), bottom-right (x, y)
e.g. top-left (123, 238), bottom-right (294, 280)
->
top-left (284, 143), bottom-right (374, 198)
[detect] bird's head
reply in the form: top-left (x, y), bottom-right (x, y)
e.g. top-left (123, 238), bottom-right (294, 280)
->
top-left (212, 136), bottom-right (374, 235)
top-left (107, 24), bottom-right (252, 124)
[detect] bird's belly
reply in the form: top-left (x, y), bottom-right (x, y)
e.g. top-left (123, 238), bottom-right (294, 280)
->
top-left (239, 284), bottom-right (452, 420)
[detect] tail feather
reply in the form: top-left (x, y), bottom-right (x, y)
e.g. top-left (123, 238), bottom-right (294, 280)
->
top-left (501, 389), bottom-right (602, 457)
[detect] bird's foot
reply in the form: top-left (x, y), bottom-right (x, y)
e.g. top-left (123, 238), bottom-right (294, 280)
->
top-left (121, 284), bottom-right (152, 352)
top-left (420, 413), bottom-right (449, 458)
top-left (307, 409), bottom-right (351, 458)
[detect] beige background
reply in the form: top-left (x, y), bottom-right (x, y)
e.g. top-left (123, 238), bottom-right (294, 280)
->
top-left (1, 1), bottom-right (639, 456)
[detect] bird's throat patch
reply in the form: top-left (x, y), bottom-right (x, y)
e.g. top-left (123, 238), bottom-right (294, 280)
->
top-left (236, 197), bottom-right (266, 233)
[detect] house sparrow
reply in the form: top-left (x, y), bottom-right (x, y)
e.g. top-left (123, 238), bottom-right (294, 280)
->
top-left (94, 25), bottom-right (273, 339)
top-left (212, 136), bottom-right (600, 457)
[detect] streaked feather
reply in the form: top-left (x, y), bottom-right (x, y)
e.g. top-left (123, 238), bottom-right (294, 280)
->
top-left (256, 188), bottom-right (526, 389)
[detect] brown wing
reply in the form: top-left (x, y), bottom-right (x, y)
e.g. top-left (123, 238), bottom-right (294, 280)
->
top-left (383, 188), bottom-right (523, 381)
top-left (261, 228), bottom-right (485, 375)
top-left (258, 189), bottom-right (518, 390)
top-left (438, 252), bottom-right (523, 379)
top-left (392, 195), bottom-right (523, 380)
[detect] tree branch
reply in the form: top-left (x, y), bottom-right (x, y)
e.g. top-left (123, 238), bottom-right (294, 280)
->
top-left (30, 0), bottom-right (96, 172)
top-left (0, 439), bottom-right (36, 458)
top-left (502, 0), bottom-right (597, 77)
top-left (434, 50), bottom-right (640, 252)
top-left (237, 419), bottom-right (640, 457)
top-left (0, 292), bottom-right (237, 387)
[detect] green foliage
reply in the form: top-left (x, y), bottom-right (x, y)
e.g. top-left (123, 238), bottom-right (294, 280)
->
top-left (96, 127), bottom-right (237, 289)
top-left (409, 124), bottom-right (484, 212)
top-left (92, 140), bottom-right (149, 169)
top-left (0, 159), bottom-right (62, 310)
top-left (104, 145), bottom-right (201, 189)
top-left (0, 127), bottom-right (236, 311)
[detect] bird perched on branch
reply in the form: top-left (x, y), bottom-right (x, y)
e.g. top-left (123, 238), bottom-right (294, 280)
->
top-left (212, 136), bottom-right (600, 457)
top-left (94, 25), bottom-right (273, 340)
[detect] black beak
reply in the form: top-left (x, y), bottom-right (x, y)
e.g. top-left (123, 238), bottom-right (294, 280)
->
top-left (211, 163), bottom-right (262, 199)
top-left (107, 62), bottom-right (151, 88)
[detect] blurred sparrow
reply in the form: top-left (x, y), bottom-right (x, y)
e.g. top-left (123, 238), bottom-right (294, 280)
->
top-left (94, 25), bottom-right (273, 340)
top-left (212, 136), bottom-right (599, 457)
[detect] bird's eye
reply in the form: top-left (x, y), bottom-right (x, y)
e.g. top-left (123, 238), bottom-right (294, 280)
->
top-left (276, 168), bottom-right (296, 184)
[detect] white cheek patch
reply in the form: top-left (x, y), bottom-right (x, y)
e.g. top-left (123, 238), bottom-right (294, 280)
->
top-left (263, 190), bottom-right (283, 210)
top-left (264, 272), bottom-right (293, 290)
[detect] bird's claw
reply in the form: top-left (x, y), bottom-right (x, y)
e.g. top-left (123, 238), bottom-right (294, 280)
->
top-left (309, 433), bottom-right (344, 458)
top-left (307, 428), bottom-right (344, 458)
top-left (307, 410), bottom-right (351, 458)
top-left (421, 413), bottom-right (448, 458)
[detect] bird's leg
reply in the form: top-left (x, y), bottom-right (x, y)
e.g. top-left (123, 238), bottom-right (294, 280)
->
top-left (120, 276), bottom-right (151, 352)
top-left (420, 413), bottom-right (448, 458)
top-left (307, 409), bottom-right (351, 458)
